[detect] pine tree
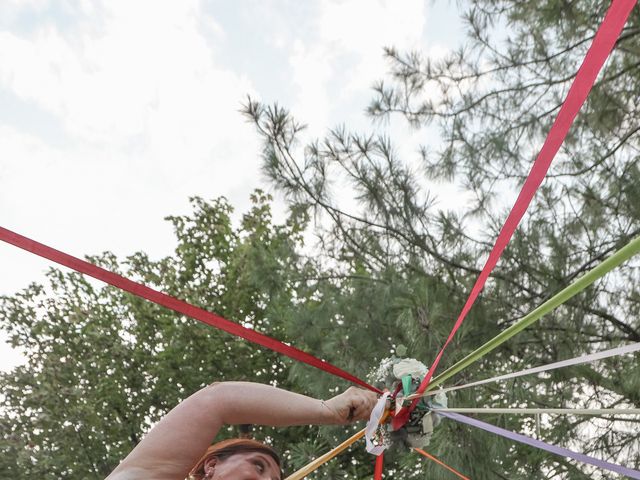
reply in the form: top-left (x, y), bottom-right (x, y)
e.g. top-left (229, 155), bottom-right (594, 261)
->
top-left (242, 1), bottom-right (640, 477)
top-left (2, 2), bottom-right (639, 478)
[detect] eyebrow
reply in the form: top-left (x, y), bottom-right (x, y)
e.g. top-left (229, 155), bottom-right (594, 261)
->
top-left (247, 453), bottom-right (281, 480)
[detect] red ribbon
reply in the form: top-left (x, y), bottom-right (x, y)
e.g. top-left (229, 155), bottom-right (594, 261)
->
top-left (374, 454), bottom-right (384, 479)
top-left (0, 226), bottom-right (381, 394)
top-left (393, 0), bottom-right (638, 429)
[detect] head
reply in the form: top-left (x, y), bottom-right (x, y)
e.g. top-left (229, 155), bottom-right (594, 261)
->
top-left (189, 439), bottom-right (282, 480)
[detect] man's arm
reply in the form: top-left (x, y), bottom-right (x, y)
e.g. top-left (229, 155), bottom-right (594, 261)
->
top-left (107, 382), bottom-right (378, 480)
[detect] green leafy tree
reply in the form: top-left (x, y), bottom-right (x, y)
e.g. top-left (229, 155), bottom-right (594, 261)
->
top-left (242, 2), bottom-right (640, 477)
top-left (0, 192), bottom-right (344, 478)
top-left (3, 3), bottom-right (640, 479)
top-left (0, 192), bottom-right (444, 479)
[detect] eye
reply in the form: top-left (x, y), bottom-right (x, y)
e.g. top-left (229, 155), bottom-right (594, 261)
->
top-left (253, 460), bottom-right (265, 473)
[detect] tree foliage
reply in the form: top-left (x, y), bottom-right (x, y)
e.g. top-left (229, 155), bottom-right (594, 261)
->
top-left (2, 2), bottom-right (640, 479)
top-left (1, 193), bottom-right (334, 477)
top-left (241, 1), bottom-right (640, 477)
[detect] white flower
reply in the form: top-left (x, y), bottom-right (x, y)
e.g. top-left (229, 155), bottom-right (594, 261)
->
top-left (392, 358), bottom-right (428, 380)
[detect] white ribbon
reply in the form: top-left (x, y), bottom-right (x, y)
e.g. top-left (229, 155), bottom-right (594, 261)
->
top-left (432, 407), bottom-right (640, 415)
top-left (365, 391), bottom-right (389, 455)
top-left (413, 342), bottom-right (640, 398)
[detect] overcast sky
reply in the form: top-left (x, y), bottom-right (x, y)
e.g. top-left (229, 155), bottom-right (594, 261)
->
top-left (0, 0), bottom-right (465, 370)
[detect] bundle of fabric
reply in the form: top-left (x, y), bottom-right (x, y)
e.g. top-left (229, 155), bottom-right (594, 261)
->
top-left (367, 356), bottom-right (447, 452)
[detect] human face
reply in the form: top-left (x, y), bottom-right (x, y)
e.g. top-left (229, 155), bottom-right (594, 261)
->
top-left (207, 451), bottom-right (282, 480)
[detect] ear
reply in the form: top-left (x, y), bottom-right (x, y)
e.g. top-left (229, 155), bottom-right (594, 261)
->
top-left (203, 456), bottom-right (217, 474)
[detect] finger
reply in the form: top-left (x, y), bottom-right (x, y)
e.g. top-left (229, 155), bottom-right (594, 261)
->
top-left (347, 404), bottom-right (356, 421)
top-left (357, 392), bottom-right (377, 414)
top-left (344, 388), bottom-right (379, 422)
top-left (342, 395), bottom-right (361, 422)
top-left (353, 392), bottom-right (384, 421)
top-left (347, 398), bottom-right (362, 421)
top-left (354, 395), bottom-right (374, 421)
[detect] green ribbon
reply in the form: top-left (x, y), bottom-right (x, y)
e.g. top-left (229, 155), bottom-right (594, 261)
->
top-left (402, 375), bottom-right (412, 397)
top-left (428, 235), bottom-right (640, 391)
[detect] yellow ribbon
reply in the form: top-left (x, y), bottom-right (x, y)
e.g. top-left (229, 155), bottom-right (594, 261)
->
top-left (284, 428), bottom-right (365, 480)
top-left (286, 410), bottom-right (391, 479)
top-left (414, 448), bottom-right (470, 479)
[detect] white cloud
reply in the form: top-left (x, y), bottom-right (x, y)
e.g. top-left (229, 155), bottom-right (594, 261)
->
top-left (0, 2), bottom-right (269, 370)
top-left (0, 2), bottom-right (265, 295)
top-left (0, 2), bottom-right (465, 372)
top-left (0, 1), bottom-right (241, 149)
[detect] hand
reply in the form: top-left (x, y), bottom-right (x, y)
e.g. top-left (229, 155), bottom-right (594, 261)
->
top-left (323, 386), bottom-right (379, 424)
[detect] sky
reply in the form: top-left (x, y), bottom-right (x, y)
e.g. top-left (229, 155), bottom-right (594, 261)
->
top-left (0, 0), bottom-right (465, 371)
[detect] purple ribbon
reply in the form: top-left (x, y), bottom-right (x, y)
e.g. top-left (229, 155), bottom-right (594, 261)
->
top-left (441, 412), bottom-right (640, 479)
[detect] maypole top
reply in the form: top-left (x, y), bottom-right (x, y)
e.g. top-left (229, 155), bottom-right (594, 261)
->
top-left (366, 354), bottom-right (448, 453)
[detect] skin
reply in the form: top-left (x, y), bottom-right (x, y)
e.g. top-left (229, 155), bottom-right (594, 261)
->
top-left (204, 451), bottom-right (281, 480)
top-left (106, 381), bottom-right (379, 480)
